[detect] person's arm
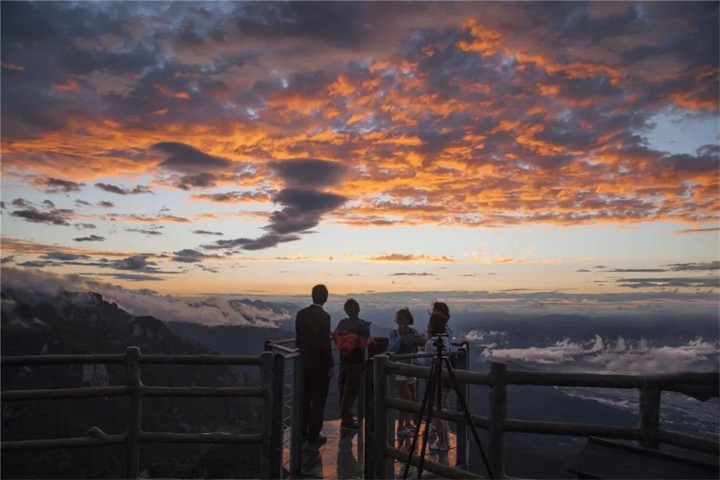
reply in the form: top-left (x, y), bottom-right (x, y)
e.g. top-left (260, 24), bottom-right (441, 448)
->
top-left (388, 329), bottom-right (402, 353)
top-left (417, 339), bottom-right (435, 366)
top-left (323, 312), bottom-right (334, 368)
top-left (295, 310), bottom-right (303, 348)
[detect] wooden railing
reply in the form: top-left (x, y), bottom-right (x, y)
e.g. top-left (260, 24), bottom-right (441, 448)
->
top-left (369, 354), bottom-right (719, 480)
top-left (1, 346), bottom-right (288, 479)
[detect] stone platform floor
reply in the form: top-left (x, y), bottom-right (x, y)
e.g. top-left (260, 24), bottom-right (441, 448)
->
top-left (292, 419), bottom-right (458, 479)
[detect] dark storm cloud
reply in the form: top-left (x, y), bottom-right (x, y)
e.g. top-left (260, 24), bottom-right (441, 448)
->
top-left (616, 276), bottom-right (720, 289)
top-left (175, 173), bottom-right (218, 190)
top-left (203, 233), bottom-right (302, 251)
top-left (102, 273), bottom-right (167, 282)
top-left (192, 190), bottom-right (269, 203)
top-left (269, 159), bottom-right (347, 188)
top-left (41, 252), bottom-right (91, 261)
top-left (37, 177), bottom-right (86, 194)
top-left (667, 261), bottom-right (720, 272)
top-left (74, 222), bottom-right (97, 230)
top-left (126, 227), bottom-right (164, 236)
top-left (171, 249), bottom-right (220, 263)
top-left (389, 272), bottom-right (435, 277)
top-left (97, 201), bottom-right (114, 208)
top-left (0, 1), bottom-right (154, 138)
top-left (151, 142), bottom-right (232, 173)
top-left (1, 255), bottom-right (17, 264)
top-left (228, 1), bottom-right (372, 48)
top-left (608, 268), bottom-right (667, 273)
top-left (73, 235), bottom-right (106, 242)
top-left (193, 229), bottom-right (223, 236)
top-left (10, 203), bottom-right (73, 226)
top-left (95, 183), bottom-right (153, 195)
top-left (111, 255), bottom-right (157, 272)
top-left (202, 172), bottom-right (347, 250)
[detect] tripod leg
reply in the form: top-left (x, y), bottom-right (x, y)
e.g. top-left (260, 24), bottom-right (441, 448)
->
top-left (416, 358), bottom-right (441, 479)
top-left (402, 359), bottom-right (437, 480)
top-left (442, 358), bottom-right (494, 480)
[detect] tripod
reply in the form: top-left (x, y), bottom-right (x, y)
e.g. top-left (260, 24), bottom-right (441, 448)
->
top-left (401, 335), bottom-right (493, 479)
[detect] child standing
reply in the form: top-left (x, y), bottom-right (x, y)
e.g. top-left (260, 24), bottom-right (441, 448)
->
top-left (388, 308), bottom-right (426, 436)
top-left (333, 299), bottom-right (372, 429)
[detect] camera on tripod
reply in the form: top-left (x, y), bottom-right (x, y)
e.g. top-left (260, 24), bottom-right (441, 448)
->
top-left (400, 333), bottom-right (493, 480)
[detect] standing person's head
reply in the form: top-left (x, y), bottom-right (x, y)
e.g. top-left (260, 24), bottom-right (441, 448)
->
top-left (432, 301), bottom-right (450, 320)
top-left (428, 313), bottom-right (447, 336)
top-left (344, 299), bottom-right (360, 318)
top-left (311, 284), bottom-right (329, 305)
top-left (395, 307), bottom-right (414, 328)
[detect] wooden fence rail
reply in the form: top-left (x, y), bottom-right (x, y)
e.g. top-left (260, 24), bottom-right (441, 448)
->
top-left (373, 354), bottom-right (719, 480)
top-left (1, 346), bottom-right (285, 479)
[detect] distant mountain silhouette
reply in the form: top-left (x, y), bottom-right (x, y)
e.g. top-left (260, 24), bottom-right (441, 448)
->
top-left (1, 288), bottom-right (263, 479)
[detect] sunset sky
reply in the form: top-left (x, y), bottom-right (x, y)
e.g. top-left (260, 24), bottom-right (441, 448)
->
top-left (1, 1), bottom-right (718, 310)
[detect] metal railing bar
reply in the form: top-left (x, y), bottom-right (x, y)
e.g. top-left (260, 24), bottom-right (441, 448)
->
top-left (503, 419), bottom-right (641, 440)
top-left (140, 432), bottom-right (263, 444)
top-left (505, 370), bottom-right (718, 389)
top-left (138, 354), bottom-right (263, 365)
top-left (385, 445), bottom-right (485, 479)
top-left (386, 362), bottom-right (490, 385)
top-left (1, 434), bottom-right (125, 451)
top-left (2, 354), bottom-right (126, 366)
top-left (140, 386), bottom-right (264, 398)
top-left (657, 429), bottom-right (719, 455)
top-left (386, 397), bottom-right (489, 428)
top-left (265, 343), bottom-right (297, 355)
top-left (2, 386), bottom-right (128, 401)
top-left (389, 351), bottom-right (465, 360)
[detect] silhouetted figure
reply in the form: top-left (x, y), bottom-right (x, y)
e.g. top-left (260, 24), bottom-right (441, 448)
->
top-left (418, 313), bottom-right (454, 452)
top-left (333, 298), bottom-right (372, 429)
top-left (296, 284), bottom-right (334, 447)
top-left (388, 307), bottom-right (426, 435)
top-left (431, 301), bottom-right (454, 340)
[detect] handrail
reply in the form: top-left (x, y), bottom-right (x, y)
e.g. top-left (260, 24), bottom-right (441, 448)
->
top-left (263, 339), bottom-right (304, 477)
top-left (1, 347), bottom-right (283, 479)
top-left (372, 355), bottom-right (720, 479)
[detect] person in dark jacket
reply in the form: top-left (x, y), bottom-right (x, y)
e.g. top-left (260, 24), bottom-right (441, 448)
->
top-left (333, 298), bottom-right (373, 429)
top-left (296, 284), bottom-right (334, 446)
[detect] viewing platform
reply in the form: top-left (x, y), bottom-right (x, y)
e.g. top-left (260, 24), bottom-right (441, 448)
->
top-left (292, 419), bottom-right (458, 479)
top-left (1, 338), bottom-right (718, 479)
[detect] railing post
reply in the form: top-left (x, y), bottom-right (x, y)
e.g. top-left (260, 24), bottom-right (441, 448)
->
top-left (269, 354), bottom-right (285, 478)
top-left (455, 343), bottom-right (469, 469)
top-left (124, 346), bottom-right (141, 480)
top-left (639, 386), bottom-right (661, 449)
top-left (373, 355), bottom-right (390, 479)
top-left (290, 350), bottom-right (304, 476)
top-left (259, 351), bottom-right (275, 479)
top-left (488, 362), bottom-right (507, 479)
top-left (363, 357), bottom-right (375, 479)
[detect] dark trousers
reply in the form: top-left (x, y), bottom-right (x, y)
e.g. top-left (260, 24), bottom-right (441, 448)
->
top-left (302, 364), bottom-right (330, 439)
top-left (338, 363), bottom-right (363, 423)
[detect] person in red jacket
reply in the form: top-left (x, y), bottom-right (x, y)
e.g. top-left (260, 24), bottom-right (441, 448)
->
top-left (333, 298), bottom-right (372, 429)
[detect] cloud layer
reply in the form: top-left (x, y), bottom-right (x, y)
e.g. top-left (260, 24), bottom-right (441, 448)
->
top-left (1, 1), bottom-right (717, 232)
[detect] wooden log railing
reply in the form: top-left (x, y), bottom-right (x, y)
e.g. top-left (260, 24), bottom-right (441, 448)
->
top-left (371, 354), bottom-right (719, 480)
top-left (1, 346), bottom-right (288, 479)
